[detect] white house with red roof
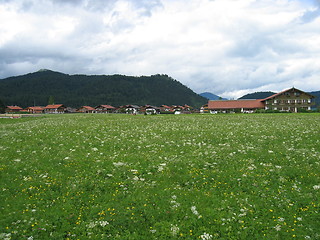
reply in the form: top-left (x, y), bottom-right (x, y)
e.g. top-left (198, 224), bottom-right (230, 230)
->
top-left (5, 106), bottom-right (23, 113)
top-left (44, 104), bottom-right (66, 114)
top-left (77, 106), bottom-right (95, 113)
top-left (95, 105), bottom-right (116, 113)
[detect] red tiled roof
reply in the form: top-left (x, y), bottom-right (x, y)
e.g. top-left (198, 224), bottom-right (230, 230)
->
top-left (26, 106), bottom-right (44, 110)
top-left (208, 99), bottom-right (265, 109)
top-left (79, 106), bottom-right (95, 111)
top-left (161, 105), bottom-right (171, 109)
top-left (96, 105), bottom-right (115, 109)
top-left (6, 106), bottom-right (23, 110)
top-left (261, 87), bottom-right (315, 101)
top-left (44, 104), bottom-right (65, 109)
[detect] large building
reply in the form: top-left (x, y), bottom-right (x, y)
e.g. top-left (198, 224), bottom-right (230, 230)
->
top-left (208, 87), bottom-right (315, 113)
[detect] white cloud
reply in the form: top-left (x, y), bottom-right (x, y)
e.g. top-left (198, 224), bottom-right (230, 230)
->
top-left (0, 0), bottom-right (320, 98)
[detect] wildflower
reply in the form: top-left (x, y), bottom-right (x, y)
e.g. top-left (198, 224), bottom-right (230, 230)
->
top-left (113, 162), bottom-right (126, 167)
top-left (92, 147), bottom-right (98, 151)
top-left (170, 224), bottom-right (179, 236)
top-left (99, 221), bottom-right (109, 227)
top-left (200, 232), bottom-right (213, 240)
top-left (274, 225), bottom-right (281, 231)
top-left (191, 206), bottom-right (202, 218)
top-left (313, 185), bottom-right (320, 190)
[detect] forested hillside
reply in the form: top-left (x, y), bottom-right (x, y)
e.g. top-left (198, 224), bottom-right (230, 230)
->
top-left (238, 91), bottom-right (275, 100)
top-left (0, 70), bottom-right (207, 108)
top-left (310, 91), bottom-right (320, 109)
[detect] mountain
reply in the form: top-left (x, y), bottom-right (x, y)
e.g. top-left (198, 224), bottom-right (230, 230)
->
top-left (200, 92), bottom-right (226, 100)
top-left (238, 91), bottom-right (276, 100)
top-left (310, 91), bottom-right (320, 109)
top-left (0, 70), bottom-right (207, 108)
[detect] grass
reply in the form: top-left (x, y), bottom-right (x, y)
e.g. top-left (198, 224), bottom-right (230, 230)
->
top-left (0, 113), bottom-right (319, 239)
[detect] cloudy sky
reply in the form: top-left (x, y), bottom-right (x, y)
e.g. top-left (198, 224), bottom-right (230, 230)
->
top-left (1, 0), bottom-right (320, 98)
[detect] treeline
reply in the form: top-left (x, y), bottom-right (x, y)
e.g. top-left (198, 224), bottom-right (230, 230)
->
top-left (0, 70), bottom-right (207, 108)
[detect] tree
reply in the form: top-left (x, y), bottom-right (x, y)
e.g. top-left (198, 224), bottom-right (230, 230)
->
top-left (48, 96), bottom-right (55, 105)
top-left (0, 98), bottom-right (5, 113)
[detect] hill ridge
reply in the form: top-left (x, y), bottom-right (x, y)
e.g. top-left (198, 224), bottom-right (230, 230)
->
top-left (0, 70), bottom-right (207, 108)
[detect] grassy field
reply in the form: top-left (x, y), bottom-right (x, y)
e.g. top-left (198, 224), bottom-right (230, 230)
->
top-left (0, 113), bottom-right (319, 239)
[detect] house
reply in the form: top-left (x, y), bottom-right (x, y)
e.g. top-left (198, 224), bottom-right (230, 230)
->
top-left (95, 105), bottom-right (116, 113)
top-left (141, 105), bottom-right (161, 115)
top-left (25, 106), bottom-right (44, 114)
top-left (183, 104), bottom-right (192, 111)
top-left (207, 87), bottom-right (315, 113)
top-left (200, 104), bottom-right (208, 113)
top-left (261, 87), bottom-right (315, 112)
top-left (44, 104), bottom-right (66, 114)
top-left (77, 106), bottom-right (95, 113)
top-left (171, 105), bottom-right (183, 114)
top-left (160, 105), bottom-right (172, 112)
top-left (5, 106), bottom-right (23, 113)
top-left (208, 99), bottom-right (265, 113)
top-left (125, 105), bottom-right (140, 114)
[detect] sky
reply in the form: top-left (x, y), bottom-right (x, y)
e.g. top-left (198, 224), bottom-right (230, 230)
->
top-left (0, 0), bottom-right (320, 98)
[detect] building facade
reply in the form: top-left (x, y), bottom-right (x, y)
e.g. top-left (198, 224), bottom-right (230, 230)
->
top-left (261, 88), bottom-right (314, 112)
top-left (207, 88), bottom-right (315, 113)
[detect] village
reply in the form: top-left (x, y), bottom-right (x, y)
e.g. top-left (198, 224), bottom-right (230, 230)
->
top-left (3, 87), bottom-right (317, 116)
top-left (4, 104), bottom-right (193, 115)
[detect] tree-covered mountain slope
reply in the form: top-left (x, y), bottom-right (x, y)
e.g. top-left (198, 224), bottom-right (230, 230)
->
top-left (0, 70), bottom-right (207, 108)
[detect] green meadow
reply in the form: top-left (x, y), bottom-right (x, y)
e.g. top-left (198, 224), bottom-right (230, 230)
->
top-left (0, 114), bottom-right (319, 239)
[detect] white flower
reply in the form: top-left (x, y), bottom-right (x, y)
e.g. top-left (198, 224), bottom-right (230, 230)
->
top-left (113, 162), bottom-right (126, 167)
top-left (99, 221), bottom-right (109, 227)
top-left (87, 222), bottom-right (96, 228)
top-left (132, 176), bottom-right (140, 181)
top-left (191, 206), bottom-right (202, 218)
top-left (170, 224), bottom-right (179, 236)
top-left (200, 232), bottom-right (213, 240)
top-left (274, 225), bottom-right (281, 231)
top-left (158, 166), bottom-right (164, 172)
top-left (92, 147), bottom-right (98, 151)
top-left (313, 185), bottom-right (320, 190)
